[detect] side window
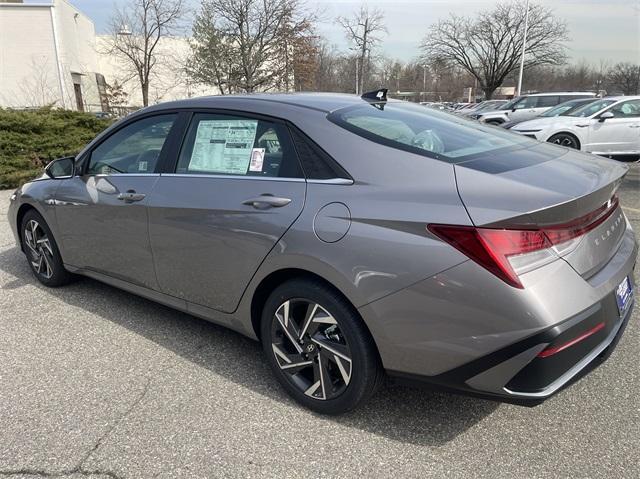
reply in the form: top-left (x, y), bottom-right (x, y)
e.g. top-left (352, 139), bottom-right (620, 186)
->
top-left (176, 113), bottom-right (303, 178)
top-left (513, 96), bottom-right (537, 110)
top-left (536, 96), bottom-right (560, 108)
top-left (607, 100), bottom-right (640, 118)
top-left (290, 127), bottom-right (351, 180)
top-left (87, 115), bottom-right (176, 175)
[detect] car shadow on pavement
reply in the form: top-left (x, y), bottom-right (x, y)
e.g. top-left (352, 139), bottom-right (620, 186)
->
top-left (0, 246), bottom-right (499, 447)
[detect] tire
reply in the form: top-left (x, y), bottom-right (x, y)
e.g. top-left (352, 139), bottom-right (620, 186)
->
top-left (486, 120), bottom-right (503, 126)
top-left (260, 278), bottom-right (383, 414)
top-left (20, 209), bottom-right (74, 287)
top-left (547, 133), bottom-right (580, 150)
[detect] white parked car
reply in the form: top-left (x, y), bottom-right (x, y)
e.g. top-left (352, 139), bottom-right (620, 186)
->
top-left (472, 92), bottom-right (597, 125)
top-left (511, 96), bottom-right (640, 155)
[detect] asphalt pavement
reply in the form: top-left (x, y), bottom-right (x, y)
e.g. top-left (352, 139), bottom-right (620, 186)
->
top-left (0, 163), bottom-right (639, 478)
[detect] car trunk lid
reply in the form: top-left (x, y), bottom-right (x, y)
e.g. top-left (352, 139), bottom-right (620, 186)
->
top-left (454, 143), bottom-right (629, 278)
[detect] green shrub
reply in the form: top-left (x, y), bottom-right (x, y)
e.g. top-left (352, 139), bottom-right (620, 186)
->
top-left (0, 108), bottom-right (112, 189)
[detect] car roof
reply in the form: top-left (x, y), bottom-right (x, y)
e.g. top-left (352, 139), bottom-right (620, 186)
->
top-left (601, 95), bottom-right (640, 102)
top-left (142, 92), bottom-right (379, 115)
top-left (524, 92), bottom-right (596, 97)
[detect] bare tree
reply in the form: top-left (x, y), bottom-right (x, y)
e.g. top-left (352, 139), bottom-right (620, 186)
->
top-left (609, 62), bottom-right (640, 95)
top-left (337, 5), bottom-right (386, 94)
top-left (18, 57), bottom-right (63, 108)
top-left (188, 0), bottom-right (317, 94)
top-left (105, 0), bottom-right (185, 106)
top-left (420, 1), bottom-right (569, 99)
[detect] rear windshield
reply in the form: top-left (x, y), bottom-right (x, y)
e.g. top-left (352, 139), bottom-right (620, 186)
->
top-left (328, 101), bottom-right (534, 163)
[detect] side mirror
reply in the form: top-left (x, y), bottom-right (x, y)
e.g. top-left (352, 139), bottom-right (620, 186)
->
top-left (45, 157), bottom-right (75, 179)
top-left (598, 111), bottom-right (614, 122)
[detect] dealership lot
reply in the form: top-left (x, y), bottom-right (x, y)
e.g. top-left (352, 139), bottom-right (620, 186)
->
top-left (0, 163), bottom-right (638, 479)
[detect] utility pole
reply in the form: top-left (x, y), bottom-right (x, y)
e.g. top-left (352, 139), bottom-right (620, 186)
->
top-left (516, 0), bottom-right (530, 96)
top-left (355, 57), bottom-right (359, 95)
top-left (423, 65), bottom-right (427, 102)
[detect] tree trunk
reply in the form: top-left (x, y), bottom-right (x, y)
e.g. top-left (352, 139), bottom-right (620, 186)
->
top-left (483, 87), bottom-right (496, 100)
top-left (142, 81), bottom-right (149, 107)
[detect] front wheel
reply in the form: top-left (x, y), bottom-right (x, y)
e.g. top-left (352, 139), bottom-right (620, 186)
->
top-left (548, 133), bottom-right (580, 150)
top-left (261, 279), bottom-right (383, 414)
top-left (20, 210), bottom-right (74, 287)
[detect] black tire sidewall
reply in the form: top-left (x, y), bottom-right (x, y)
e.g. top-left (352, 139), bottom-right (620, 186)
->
top-left (260, 279), bottom-right (381, 415)
top-left (548, 133), bottom-right (579, 150)
top-left (20, 210), bottom-right (72, 287)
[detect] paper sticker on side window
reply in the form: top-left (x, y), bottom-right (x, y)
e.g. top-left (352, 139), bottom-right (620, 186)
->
top-left (188, 120), bottom-right (258, 174)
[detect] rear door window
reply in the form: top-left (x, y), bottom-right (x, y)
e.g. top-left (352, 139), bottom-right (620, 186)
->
top-left (177, 113), bottom-right (303, 178)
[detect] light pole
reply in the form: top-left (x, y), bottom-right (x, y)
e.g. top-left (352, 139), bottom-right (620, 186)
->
top-left (423, 65), bottom-right (427, 102)
top-left (516, 0), bottom-right (530, 96)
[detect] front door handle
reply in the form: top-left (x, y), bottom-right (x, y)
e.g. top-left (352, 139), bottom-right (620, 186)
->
top-left (629, 125), bottom-right (640, 128)
top-left (242, 195), bottom-right (292, 209)
top-left (117, 190), bottom-right (146, 203)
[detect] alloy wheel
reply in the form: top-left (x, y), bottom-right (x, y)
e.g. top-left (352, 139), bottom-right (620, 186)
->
top-left (550, 134), bottom-right (578, 149)
top-left (270, 299), bottom-right (352, 400)
top-left (24, 219), bottom-right (55, 279)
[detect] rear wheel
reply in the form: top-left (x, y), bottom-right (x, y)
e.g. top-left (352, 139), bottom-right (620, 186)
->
top-left (260, 279), bottom-right (383, 414)
top-left (486, 119), bottom-right (503, 126)
top-left (20, 210), bottom-right (74, 287)
top-left (548, 133), bottom-right (580, 150)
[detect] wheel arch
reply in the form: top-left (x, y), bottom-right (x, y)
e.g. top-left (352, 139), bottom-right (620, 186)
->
top-left (249, 268), bottom-right (377, 350)
top-left (16, 204), bottom-right (38, 252)
top-left (547, 131), bottom-right (581, 150)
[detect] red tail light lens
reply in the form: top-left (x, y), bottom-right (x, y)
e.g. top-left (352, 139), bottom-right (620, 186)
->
top-left (542, 196), bottom-right (619, 245)
top-left (428, 196), bottom-right (620, 289)
top-left (428, 225), bottom-right (549, 288)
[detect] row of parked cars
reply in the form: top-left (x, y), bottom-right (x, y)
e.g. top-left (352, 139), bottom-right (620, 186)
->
top-left (450, 92), bottom-right (640, 157)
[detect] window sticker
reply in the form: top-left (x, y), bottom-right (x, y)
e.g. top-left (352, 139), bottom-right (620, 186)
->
top-left (249, 148), bottom-right (265, 172)
top-left (189, 119), bottom-right (258, 174)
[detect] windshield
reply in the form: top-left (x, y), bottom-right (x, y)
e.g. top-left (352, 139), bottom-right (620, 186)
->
top-left (476, 101), bottom-right (506, 112)
top-left (328, 101), bottom-right (533, 163)
top-left (539, 100), bottom-right (589, 117)
top-left (497, 98), bottom-right (520, 110)
top-left (568, 99), bottom-right (617, 117)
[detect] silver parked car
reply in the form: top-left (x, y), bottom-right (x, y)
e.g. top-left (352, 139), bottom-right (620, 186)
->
top-left (472, 92), bottom-right (597, 125)
top-left (8, 91), bottom-right (637, 414)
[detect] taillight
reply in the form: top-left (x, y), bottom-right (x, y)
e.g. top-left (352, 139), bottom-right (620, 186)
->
top-left (429, 196), bottom-right (620, 289)
top-left (428, 225), bottom-right (554, 288)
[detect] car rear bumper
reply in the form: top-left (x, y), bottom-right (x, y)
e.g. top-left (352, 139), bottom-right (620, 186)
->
top-left (359, 223), bottom-right (637, 405)
top-left (388, 300), bottom-right (633, 406)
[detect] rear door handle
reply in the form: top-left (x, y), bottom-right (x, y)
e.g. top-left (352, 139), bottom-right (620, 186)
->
top-left (117, 190), bottom-right (146, 203)
top-left (629, 125), bottom-right (640, 128)
top-left (242, 195), bottom-right (292, 209)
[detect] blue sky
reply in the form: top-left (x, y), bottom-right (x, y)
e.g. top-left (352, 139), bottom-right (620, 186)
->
top-left (55, 0), bottom-right (640, 64)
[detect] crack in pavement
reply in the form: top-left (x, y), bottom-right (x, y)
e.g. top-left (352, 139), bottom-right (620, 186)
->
top-left (0, 378), bottom-right (152, 479)
top-left (0, 468), bottom-right (120, 478)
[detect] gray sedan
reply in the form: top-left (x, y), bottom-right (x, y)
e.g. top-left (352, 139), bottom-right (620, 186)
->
top-left (7, 90), bottom-right (637, 414)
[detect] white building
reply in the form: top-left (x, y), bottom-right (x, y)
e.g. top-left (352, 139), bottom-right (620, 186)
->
top-left (0, 0), bottom-right (106, 111)
top-left (0, 0), bottom-right (218, 112)
top-left (95, 35), bottom-right (220, 109)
